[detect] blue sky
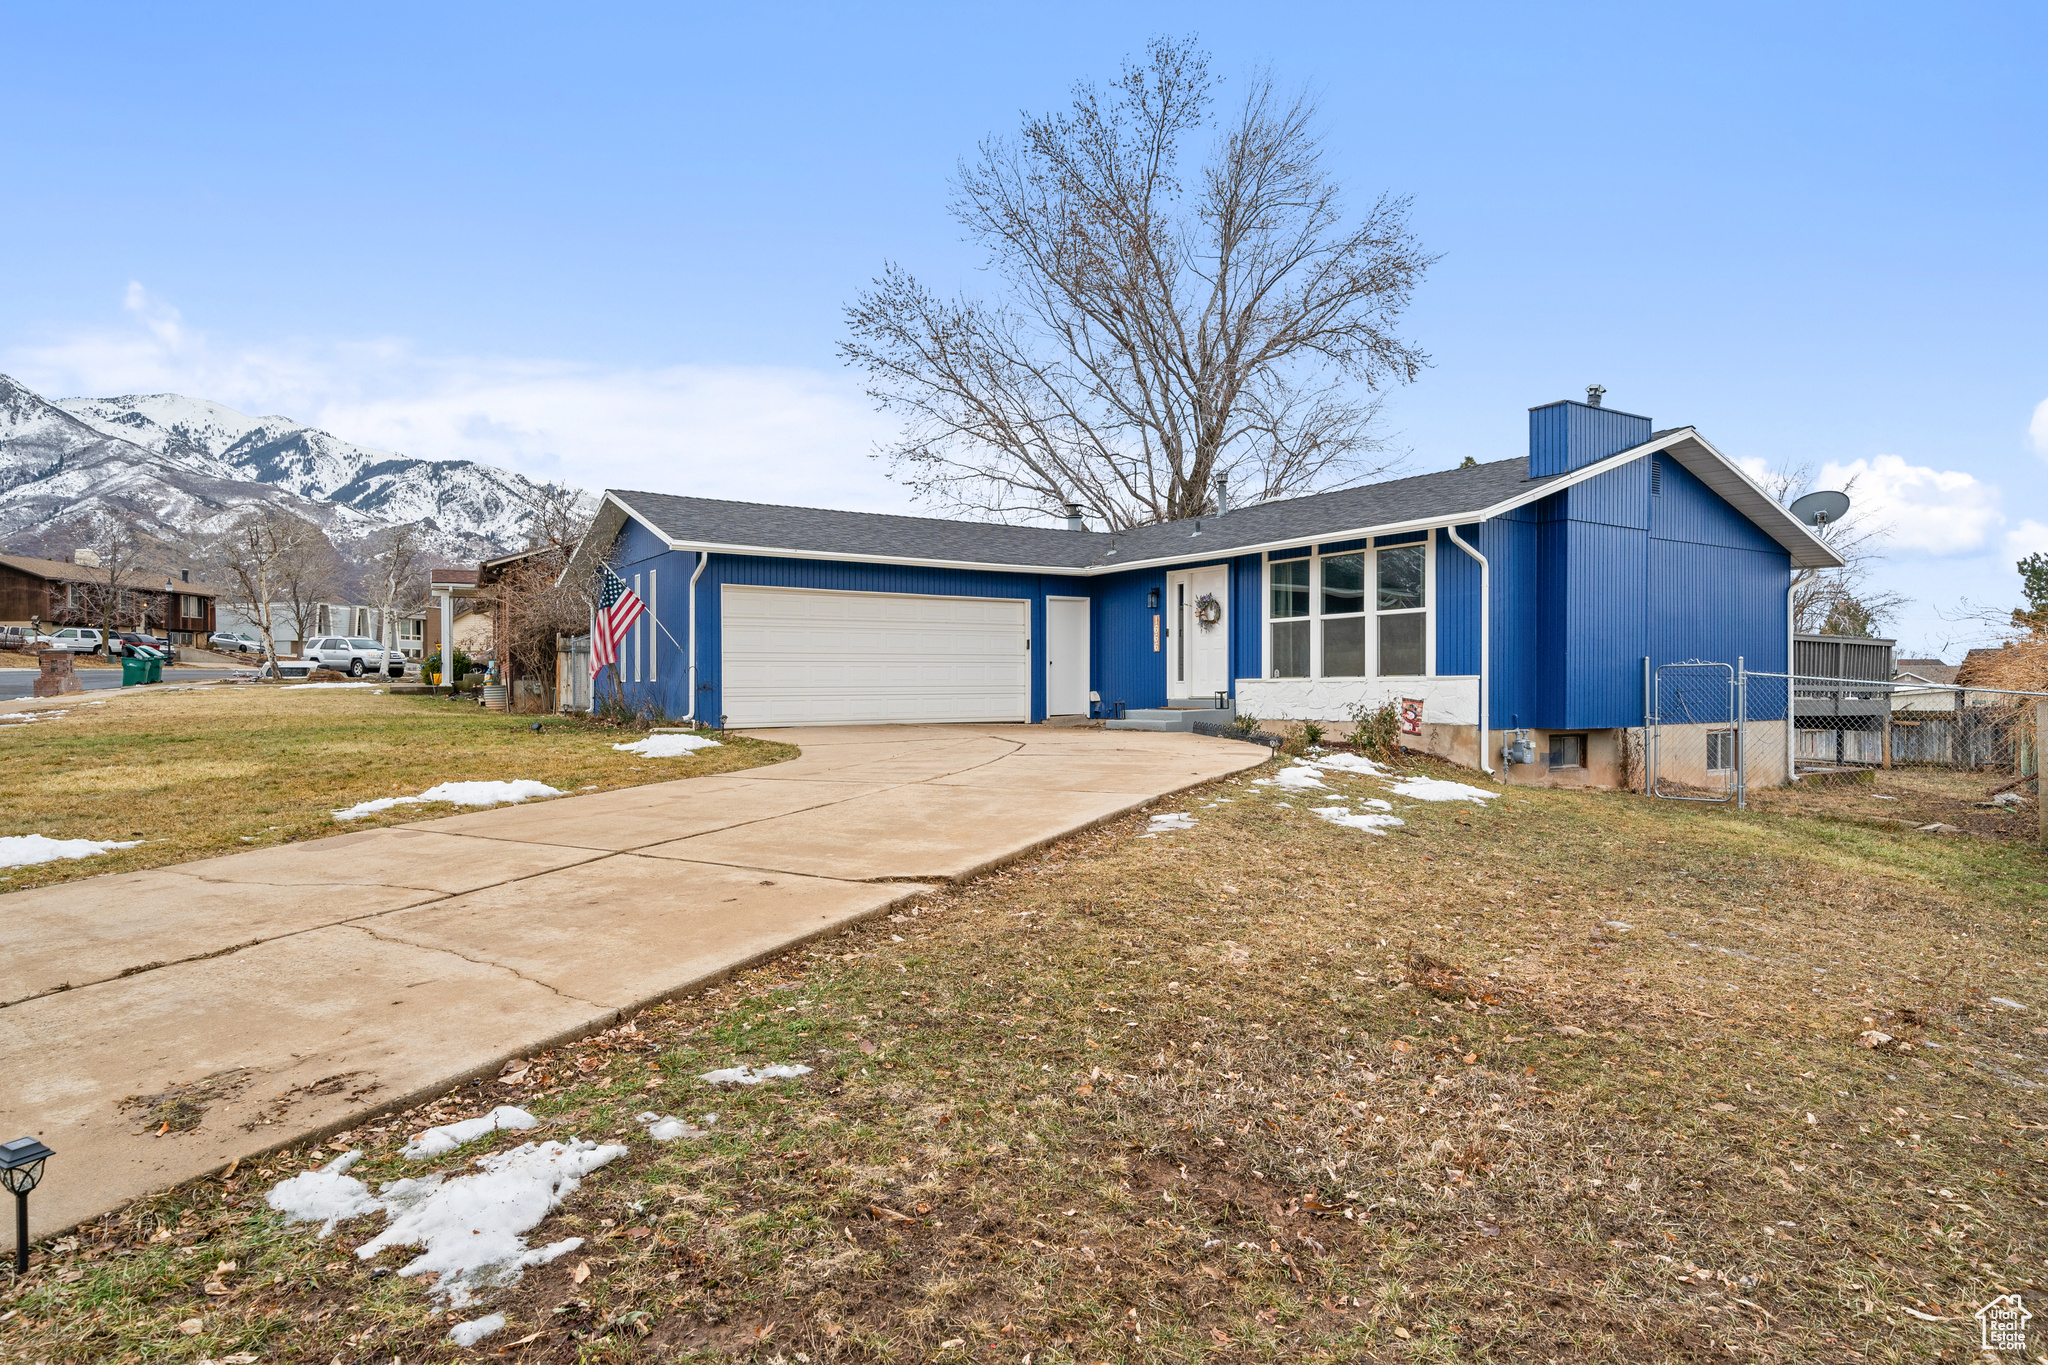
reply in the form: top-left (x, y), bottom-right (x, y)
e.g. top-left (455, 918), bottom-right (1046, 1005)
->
top-left (3, 1), bottom-right (2042, 658)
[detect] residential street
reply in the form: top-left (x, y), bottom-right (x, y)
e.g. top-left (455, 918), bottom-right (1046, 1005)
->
top-left (0, 669), bottom-right (243, 701)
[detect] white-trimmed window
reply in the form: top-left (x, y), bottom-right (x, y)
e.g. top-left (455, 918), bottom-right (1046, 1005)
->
top-left (1375, 544), bottom-right (1427, 677)
top-left (1269, 559), bottom-right (1310, 677)
top-left (1266, 538), bottom-right (1433, 679)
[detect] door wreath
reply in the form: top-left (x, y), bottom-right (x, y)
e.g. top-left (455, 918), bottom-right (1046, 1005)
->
top-left (1194, 592), bottom-right (1223, 630)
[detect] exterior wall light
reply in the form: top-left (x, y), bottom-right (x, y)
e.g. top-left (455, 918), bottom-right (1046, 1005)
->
top-left (1146, 588), bottom-right (1159, 610)
top-left (1, 1135), bottom-right (54, 1274)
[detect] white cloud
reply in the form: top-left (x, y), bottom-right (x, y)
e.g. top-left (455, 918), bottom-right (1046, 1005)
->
top-left (1815, 454), bottom-right (2001, 555)
top-left (2006, 518), bottom-right (2048, 559)
top-left (2031, 396), bottom-right (2048, 459)
top-left (5, 285), bottom-right (913, 512)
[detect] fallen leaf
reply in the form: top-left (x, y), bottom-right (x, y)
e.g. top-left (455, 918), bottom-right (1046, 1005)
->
top-left (857, 1039), bottom-right (878, 1055)
top-left (221, 1356), bottom-right (259, 1364)
top-left (1393, 1325), bottom-right (1412, 1339)
top-left (1710, 1103), bottom-right (1736, 1113)
top-left (178, 1319), bottom-right (202, 1335)
top-left (1462, 1052), bottom-right (1478, 1065)
top-left (1390, 1040), bottom-right (1411, 1053)
top-left (571, 1261), bottom-right (590, 1285)
top-left (202, 1278), bottom-right (229, 1296)
top-left (1554, 1025), bottom-right (1588, 1037)
top-left (504, 1331), bottom-right (545, 1347)
top-left (871, 1205), bottom-right (916, 1223)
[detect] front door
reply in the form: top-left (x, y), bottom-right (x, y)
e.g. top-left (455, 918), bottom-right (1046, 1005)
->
top-left (1165, 566), bottom-right (1230, 701)
top-left (1045, 597), bottom-right (1090, 715)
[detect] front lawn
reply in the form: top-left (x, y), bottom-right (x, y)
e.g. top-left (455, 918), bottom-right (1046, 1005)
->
top-left (4, 747), bottom-right (2044, 1364)
top-left (0, 684), bottom-right (793, 892)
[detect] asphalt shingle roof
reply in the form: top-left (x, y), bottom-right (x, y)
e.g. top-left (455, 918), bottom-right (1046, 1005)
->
top-left (614, 457), bottom-right (1561, 572)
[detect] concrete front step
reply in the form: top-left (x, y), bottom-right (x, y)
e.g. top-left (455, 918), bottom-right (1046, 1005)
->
top-left (1105, 705), bottom-right (1236, 733)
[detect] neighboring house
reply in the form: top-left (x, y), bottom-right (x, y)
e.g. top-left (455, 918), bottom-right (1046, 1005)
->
top-left (1891, 657), bottom-right (1960, 713)
top-left (213, 601), bottom-right (427, 658)
top-left (424, 568), bottom-right (491, 666)
top-left (566, 395), bottom-right (1842, 789)
top-left (0, 553), bottom-right (216, 643)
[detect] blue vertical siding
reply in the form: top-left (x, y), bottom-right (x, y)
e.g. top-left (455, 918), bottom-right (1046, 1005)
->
top-left (1231, 555), bottom-right (1262, 692)
top-left (1434, 527), bottom-right (1481, 677)
top-left (1528, 400), bottom-right (1654, 477)
top-left (1090, 566), bottom-right (1166, 716)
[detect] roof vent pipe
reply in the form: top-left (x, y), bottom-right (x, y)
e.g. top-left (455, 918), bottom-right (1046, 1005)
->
top-left (1213, 473), bottom-right (1229, 514)
top-left (1063, 502), bottom-right (1085, 532)
top-left (1586, 384), bottom-right (1606, 408)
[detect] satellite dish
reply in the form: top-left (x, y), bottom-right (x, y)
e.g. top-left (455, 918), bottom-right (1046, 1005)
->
top-left (1789, 490), bottom-right (1851, 528)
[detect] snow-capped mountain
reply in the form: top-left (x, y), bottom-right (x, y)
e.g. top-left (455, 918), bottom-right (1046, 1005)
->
top-left (0, 376), bottom-right (578, 565)
top-left (55, 391), bottom-right (560, 552)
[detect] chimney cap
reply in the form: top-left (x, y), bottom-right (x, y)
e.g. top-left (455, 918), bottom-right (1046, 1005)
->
top-left (1586, 384), bottom-right (1606, 408)
top-left (1062, 501), bottom-right (1086, 532)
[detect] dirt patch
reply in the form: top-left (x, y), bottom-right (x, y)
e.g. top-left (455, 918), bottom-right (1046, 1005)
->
top-left (120, 1070), bottom-right (252, 1134)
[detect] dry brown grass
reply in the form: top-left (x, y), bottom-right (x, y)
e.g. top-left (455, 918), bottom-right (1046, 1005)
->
top-left (0, 683), bottom-right (793, 892)
top-left (3, 750), bottom-right (2045, 1363)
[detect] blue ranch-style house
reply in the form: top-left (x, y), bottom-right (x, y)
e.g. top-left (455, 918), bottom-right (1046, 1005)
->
top-left (569, 395), bottom-right (1842, 788)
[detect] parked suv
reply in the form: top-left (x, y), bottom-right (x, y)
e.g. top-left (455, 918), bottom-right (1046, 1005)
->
top-left (0, 626), bottom-right (51, 650)
top-left (302, 636), bottom-right (407, 678)
top-left (44, 627), bottom-right (103, 653)
top-left (209, 631), bottom-right (262, 653)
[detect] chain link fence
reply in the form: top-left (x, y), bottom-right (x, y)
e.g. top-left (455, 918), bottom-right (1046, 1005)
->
top-left (1648, 664), bottom-right (2042, 805)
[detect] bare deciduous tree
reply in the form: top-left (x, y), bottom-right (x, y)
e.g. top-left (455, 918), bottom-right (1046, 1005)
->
top-left (369, 523), bottom-right (430, 660)
top-left (278, 524), bottom-right (344, 651)
top-left (842, 35), bottom-right (1435, 529)
top-left (1759, 464), bottom-right (1908, 635)
top-left (494, 487), bottom-right (597, 711)
top-left (70, 512), bottom-right (146, 647)
top-left (205, 509), bottom-right (329, 671)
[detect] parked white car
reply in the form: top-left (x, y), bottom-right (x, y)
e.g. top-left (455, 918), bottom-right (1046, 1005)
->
top-left (44, 627), bottom-right (103, 653)
top-left (301, 636), bottom-right (408, 678)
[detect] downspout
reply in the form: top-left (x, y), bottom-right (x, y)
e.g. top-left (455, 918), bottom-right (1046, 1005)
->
top-left (680, 551), bottom-right (708, 725)
top-left (1445, 523), bottom-right (1493, 775)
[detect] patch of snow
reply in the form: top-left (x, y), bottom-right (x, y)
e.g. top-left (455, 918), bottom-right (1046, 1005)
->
top-left (281, 681), bottom-right (381, 690)
top-left (698, 1063), bottom-right (812, 1086)
top-left (1604, 921), bottom-right (1634, 931)
top-left (448, 1314), bottom-right (507, 1347)
top-left (333, 779), bottom-right (565, 821)
top-left (353, 1138), bottom-right (626, 1306)
top-left (0, 834), bottom-right (143, 867)
top-left (1361, 798), bottom-right (1393, 811)
top-left (1309, 806), bottom-right (1404, 835)
top-left (1148, 813), bottom-right (1197, 831)
top-left (1385, 775), bottom-right (1497, 804)
top-left (266, 1152), bottom-right (382, 1237)
top-left (636, 1112), bottom-right (710, 1141)
top-left (1254, 765), bottom-right (1330, 791)
top-left (1309, 753), bottom-right (1389, 775)
top-left (403, 1106), bottom-right (537, 1160)
top-left (1988, 997), bottom-right (2028, 1011)
top-left (0, 709), bottom-right (68, 725)
top-left (612, 733), bottom-right (723, 758)
top-left (1990, 792), bottom-right (2025, 808)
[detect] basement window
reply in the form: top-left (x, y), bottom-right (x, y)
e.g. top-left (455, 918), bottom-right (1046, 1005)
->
top-left (1707, 729), bottom-right (1736, 772)
top-left (1548, 733), bottom-right (1586, 770)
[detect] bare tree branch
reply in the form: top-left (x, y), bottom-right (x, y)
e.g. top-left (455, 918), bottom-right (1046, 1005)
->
top-left (1757, 464), bottom-right (1909, 636)
top-left (842, 36), bottom-right (1435, 528)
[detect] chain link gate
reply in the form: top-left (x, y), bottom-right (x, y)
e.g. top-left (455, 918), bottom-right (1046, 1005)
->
top-left (1650, 661), bottom-right (1740, 802)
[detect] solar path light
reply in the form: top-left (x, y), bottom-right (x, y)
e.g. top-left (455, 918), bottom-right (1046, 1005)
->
top-left (0, 1136), bottom-right (54, 1274)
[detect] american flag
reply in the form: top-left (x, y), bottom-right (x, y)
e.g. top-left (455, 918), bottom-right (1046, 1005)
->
top-left (590, 564), bottom-right (645, 678)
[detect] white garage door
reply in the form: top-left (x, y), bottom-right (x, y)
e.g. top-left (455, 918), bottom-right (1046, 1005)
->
top-left (720, 585), bottom-right (1030, 726)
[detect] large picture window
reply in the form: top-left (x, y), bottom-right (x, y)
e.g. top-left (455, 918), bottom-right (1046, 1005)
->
top-left (1269, 559), bottom-right (1310, 677)
top-left (1266, 540), bottom-right (1432, 680)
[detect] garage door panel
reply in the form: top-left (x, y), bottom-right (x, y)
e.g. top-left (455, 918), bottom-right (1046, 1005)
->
top-left (721, 585), bottom-right (1031, 727)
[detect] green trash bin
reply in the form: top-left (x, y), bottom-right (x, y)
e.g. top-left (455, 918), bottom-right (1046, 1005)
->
top-left (120, 652), bottom-right (150, 686)
top-left (142, 646), bottom-right (164, 683)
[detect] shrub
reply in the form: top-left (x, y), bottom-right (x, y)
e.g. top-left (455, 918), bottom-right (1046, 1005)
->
top-left (1300, 719), bottom-right (1326, 747)
top-left (1349, 699), bottom-right (1401, 764)
top-left (1231, 710), bottom-right (1261, 735)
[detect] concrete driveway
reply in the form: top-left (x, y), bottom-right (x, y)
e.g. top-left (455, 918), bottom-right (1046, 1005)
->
top-left (0, 724), bottom-right (1265, 1246)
